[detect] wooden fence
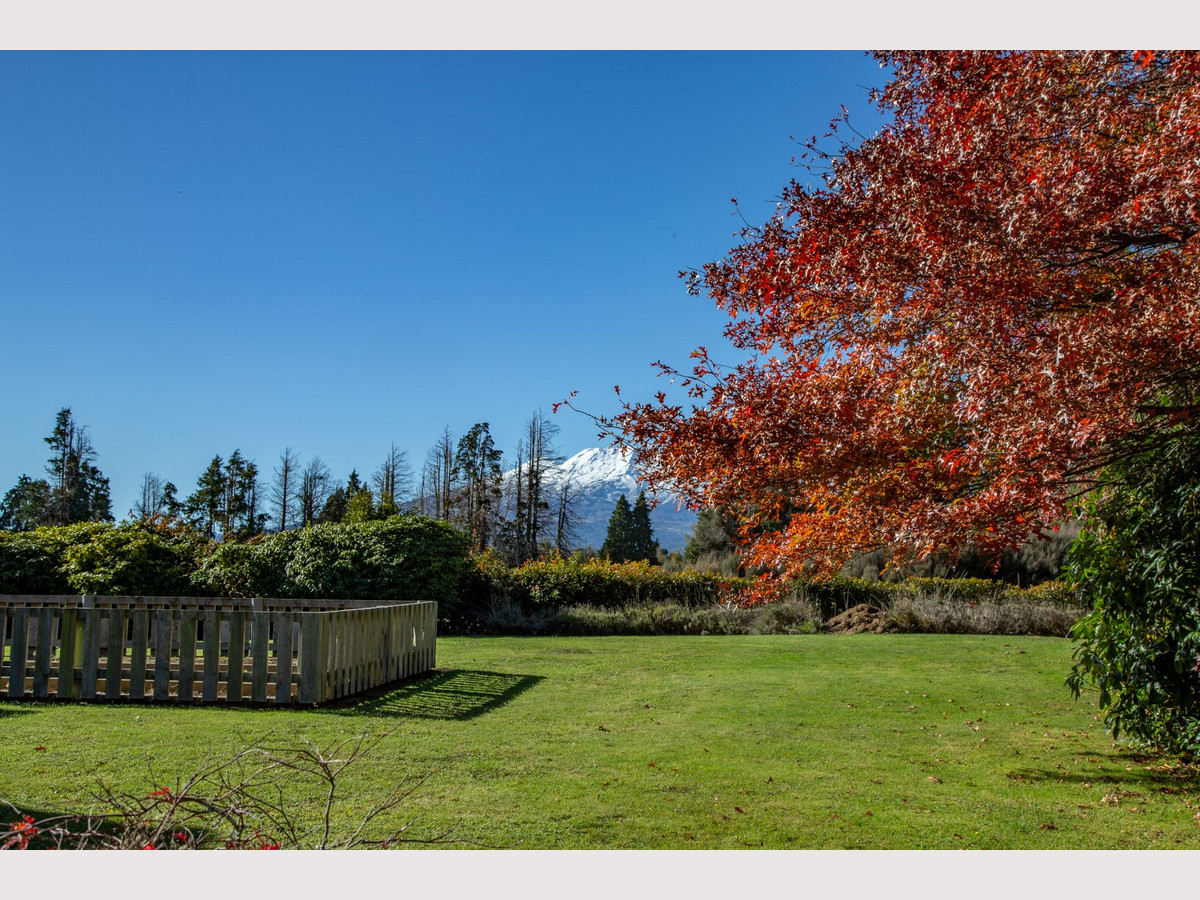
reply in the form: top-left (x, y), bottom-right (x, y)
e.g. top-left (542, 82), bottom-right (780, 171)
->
top-left (0, 595), bottom-right (437, 706)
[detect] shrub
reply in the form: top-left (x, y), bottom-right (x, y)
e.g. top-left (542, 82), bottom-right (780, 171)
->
top-left (191, 515), bottom-right (470, 611)
top-left (0, 522), bottom-right (202, 596)
top-left (491, 557), bottom-right (745, 612)
top-left (1066, 437), bottom-right (1200, 756)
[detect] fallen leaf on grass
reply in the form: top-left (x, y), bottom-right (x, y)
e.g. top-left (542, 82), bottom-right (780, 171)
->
top-left (1040, 823), bottom-right (1058, 831)
top-left (928, 776), bottom-right (943, 784)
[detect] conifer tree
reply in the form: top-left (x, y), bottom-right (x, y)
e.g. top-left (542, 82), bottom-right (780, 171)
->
top-left (629, 492), bottom-right (659, 564)
top-left (600, 494), bottom-right (635, 563)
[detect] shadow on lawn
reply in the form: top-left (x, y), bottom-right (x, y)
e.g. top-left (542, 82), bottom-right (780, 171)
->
top-left (332, 669), bottom-right (543, 721)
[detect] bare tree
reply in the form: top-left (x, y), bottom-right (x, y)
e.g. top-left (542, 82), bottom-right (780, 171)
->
top-left (372, 443), bottom-right (412, 516)
top-left (509, 410), bottom-right (561, 563)
top-left (270, 448), bottom-right (301, 532)
top-left (553, 475), bottom-right (579, 556)
top-left (133, 472), bottom-right (165, 520)
top-left (420, 429), bottom-right (455, 521)
top-left (297, 457), bottom-right (331, 527)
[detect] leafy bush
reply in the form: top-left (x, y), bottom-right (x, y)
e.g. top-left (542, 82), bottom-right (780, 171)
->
top-left (191, 516), bottom-right (470, 610)
top-left (1066, 438), bottom-right (1200, 756)
top-left (0, 522), bottom-right (202, 596)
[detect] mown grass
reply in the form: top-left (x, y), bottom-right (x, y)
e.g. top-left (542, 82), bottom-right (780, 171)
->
top-left (1, 634), bottom-right (1198, 849)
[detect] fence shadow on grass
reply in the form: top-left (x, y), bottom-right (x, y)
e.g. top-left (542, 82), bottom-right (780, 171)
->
top-left (332, 669), bottom-right (543, 721)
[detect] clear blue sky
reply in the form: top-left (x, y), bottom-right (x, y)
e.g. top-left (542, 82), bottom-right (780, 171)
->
top-left (0, 51), bottom-right (888, 518)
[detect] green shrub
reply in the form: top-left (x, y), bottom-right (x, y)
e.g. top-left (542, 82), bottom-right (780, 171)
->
top-left (490, 557), bottom-right (746, 612)
top-left (191, 515), bottom-right (470, 611)
top-left (0, 522), bottom-right (201, 596)
top-left (1066, 437), bottom-right (1200, 756)
top-left (62, 523), bottom-right (197, 596)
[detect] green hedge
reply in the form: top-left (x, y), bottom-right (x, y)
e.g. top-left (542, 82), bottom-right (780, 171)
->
top-left (190, 516), bottom-right (471, 610)
top-left (475, 556), bottom-right (748, 612)
top-left (0, 522), bottom-right (201, 596)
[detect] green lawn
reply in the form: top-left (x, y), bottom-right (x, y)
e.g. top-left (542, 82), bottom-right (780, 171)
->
top-left (2, 634), bottom-right (1198, 849)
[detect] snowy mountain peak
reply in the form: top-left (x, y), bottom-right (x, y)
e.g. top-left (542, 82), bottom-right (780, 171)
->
top-left (549, 447), bottom-right (640, 493)
top-left (543, 447), bottom-right (696, 552)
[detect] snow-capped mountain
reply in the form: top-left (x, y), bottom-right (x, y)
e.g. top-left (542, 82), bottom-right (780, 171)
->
top-left (520, 447), bottom-right (697, 553)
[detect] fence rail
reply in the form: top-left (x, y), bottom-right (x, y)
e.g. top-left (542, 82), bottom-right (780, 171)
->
top-left (0, 595), bottom-right (437, 706)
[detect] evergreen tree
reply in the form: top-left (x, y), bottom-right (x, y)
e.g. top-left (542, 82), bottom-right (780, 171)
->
top-left (629, 492), bottom-right (659, 564)
top-left (684, 507), bottom-right (741, 563)
top-left (343, 486), bottom-right (377, 523)
top-left (600, 494), bottom-right (636, 562)
top-left (318, 487), bottom-right (348, 524)
top-left (0, 475), bottom-right (51, 531)
top-left (187, 456), bottom-right (225, 539)
top-left (42, 408), bottom-right (112, 525)
top-left (452, 422), bottom-right (503, 552)
top-left (185, 451), bottom-right (268, 540)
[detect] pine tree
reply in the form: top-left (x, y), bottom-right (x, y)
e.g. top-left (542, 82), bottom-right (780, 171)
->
top-left (41, 408), bottom-right (112, 525)
top-left (629, 492), bottom-right (659, 564)
top-left (452, 422), bottom-right (503, 552)
top-left (600, 494), bottom-right (636, 563)
top-left (0, 475), bottom-right (51, 531)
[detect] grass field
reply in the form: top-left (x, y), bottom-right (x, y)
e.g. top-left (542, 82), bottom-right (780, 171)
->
top-left (2, 634), bottom-right (1198, 849)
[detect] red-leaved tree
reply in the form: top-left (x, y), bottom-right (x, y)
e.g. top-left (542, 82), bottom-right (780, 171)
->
top-left (601, 51), bottom-right (1200, 595)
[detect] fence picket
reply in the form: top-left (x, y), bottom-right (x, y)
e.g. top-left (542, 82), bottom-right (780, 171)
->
top-left (153, 610), bottom-right (171, 701)
top-left (7, 608), bottom-right (29, 699)
top-left (273, 611), bottom-right (292, 704)
top-left (129, 609), bottom-right (148, 700)
top-left (178, 610), bottom-right (197, 702)
top-left (250, 611), bottom-right (269, 703)
top-left (227, 612), bottom-right (245, 702)
top-left (58, 608), bottom-right (78, 699)
top-left (203, 609), bottom-right (220, 702)
top-left (81, 607), bottom-right (101, 699)
top-left (106, 607), bottom-right (126, 699)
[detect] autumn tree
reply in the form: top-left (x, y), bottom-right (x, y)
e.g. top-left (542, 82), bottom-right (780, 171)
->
top-left (601, 51), bottom-right (1200, 592)
top-left (588, 51), bottom-right (1200, 752)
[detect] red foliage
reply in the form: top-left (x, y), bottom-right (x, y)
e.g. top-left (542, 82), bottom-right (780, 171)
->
top-left (609, 51), bottom-right (1200, 589)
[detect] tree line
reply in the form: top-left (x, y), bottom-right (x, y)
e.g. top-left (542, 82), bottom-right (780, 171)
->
top-left (0, 408), bottom-right (586, 566)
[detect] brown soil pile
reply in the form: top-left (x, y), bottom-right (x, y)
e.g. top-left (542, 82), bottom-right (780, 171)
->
top-left (825, 603), bottom-right (891, 634)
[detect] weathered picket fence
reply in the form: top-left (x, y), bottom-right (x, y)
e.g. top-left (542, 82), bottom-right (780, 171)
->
top-left (0, 595), bottom-right (436, 706)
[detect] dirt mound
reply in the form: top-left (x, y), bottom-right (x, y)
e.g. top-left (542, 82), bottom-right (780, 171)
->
top-left (825, 603), bottom-right (891, 634)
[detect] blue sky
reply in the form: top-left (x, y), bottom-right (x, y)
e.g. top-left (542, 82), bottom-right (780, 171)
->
top-left (0, 51), bottom-right (889, 518)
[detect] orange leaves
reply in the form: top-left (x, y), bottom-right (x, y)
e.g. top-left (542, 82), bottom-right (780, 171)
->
top-left (609, 52), bottom-right (1200, 594)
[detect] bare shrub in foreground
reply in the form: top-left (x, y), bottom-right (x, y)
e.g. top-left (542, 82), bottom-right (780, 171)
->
top-left (1, 733), bottom-right (469, 850)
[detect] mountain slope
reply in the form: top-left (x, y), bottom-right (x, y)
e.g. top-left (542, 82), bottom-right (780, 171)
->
top-left (538, 447), bottom-right (697, 553)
